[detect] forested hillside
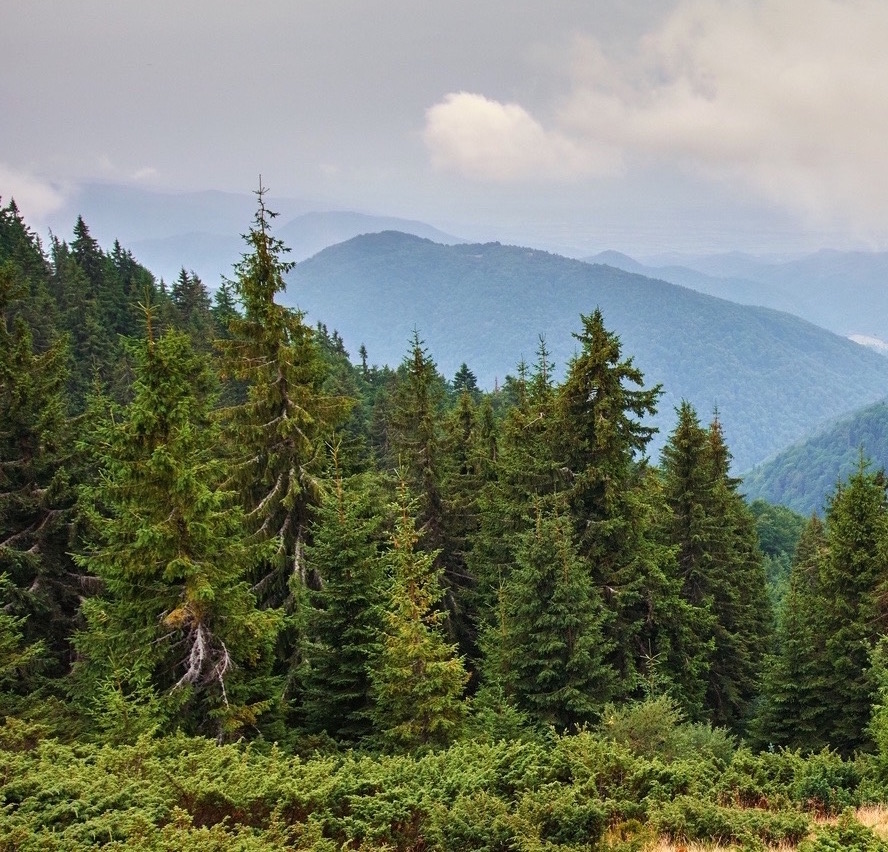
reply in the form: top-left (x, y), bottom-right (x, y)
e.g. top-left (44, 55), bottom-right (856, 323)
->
top-left (288, 232), bottom-right (888, 471)
top-left (6, 194), bottom-right (888, 849)
top-left (588, 248), bottom-right (888, 344)
top-left (743, 400), bottom-right (888, 515)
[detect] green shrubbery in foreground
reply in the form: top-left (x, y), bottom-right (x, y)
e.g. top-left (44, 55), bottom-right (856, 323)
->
top-left (2, 698), bottom-right (887, 852)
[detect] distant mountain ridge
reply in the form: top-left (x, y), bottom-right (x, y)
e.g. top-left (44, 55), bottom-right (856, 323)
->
top-left (586, 249), bottom-right (888, 345)
top-left (742, 400), bottom-right (888, 515)
top-left (125, 213), bottom-right (462, 285)
top-left (44, 182), bottom-right (464, 285)
top-left (286, 231), bottom-right (888, 471)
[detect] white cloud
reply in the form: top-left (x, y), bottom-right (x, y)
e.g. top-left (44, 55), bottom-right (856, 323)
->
top-left (424, 0), bottom-right (888, 234)
top-left (423, 91), bottom-right (619, 182)
top-left (131, 166), bottom-right (159, 182)
top-left (0, 164), bottom-right (66, 222)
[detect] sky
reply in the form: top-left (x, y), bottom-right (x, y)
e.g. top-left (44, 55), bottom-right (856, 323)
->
top-left (2, 0), bottom-right (888, 257)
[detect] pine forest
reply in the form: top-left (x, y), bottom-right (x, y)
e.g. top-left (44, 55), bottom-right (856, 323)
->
top-left (7, 191), bottom-right (888, 851)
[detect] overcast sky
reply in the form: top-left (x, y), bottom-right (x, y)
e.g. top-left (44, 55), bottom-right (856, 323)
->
top-left (2, 1), bottom-right (887, 256)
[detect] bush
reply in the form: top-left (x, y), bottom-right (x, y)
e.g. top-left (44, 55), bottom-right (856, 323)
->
top-left (798, 809), bottom-right (888, 851)
top-left (653, 795), bottom-right (809, 847)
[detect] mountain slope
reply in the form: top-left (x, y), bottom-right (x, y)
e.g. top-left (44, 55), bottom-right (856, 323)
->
top-left (286, 232), bottom-right (888, 471)
top-left (742, 400), bottom-right (888, 515)
top-left (598, 248), bottom-right (888, 344)
top-left (585, 251), bottom-right (809, 319)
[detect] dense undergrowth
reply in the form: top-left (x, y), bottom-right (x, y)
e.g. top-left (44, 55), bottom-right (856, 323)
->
top-left (3, 698), bottom-right (888, 852)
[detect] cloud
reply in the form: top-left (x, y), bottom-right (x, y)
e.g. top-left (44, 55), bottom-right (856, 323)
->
top-left (424, 92), bottom-right (619, 182)
top-left (424, 0), bottom-right (888, 234)
top-left (0, 164), bottom-right (67, 222)
top-left (131, 166), bottom-right (159, 182)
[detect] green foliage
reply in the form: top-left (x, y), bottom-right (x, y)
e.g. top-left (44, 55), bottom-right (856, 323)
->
top-left (799, 810), bottom-right (888, 852)
top-left (217, 184), bottom-right (350, 611)
top-left (599, 695), bottom-right (735, 765)
top-left (744, 400), bottom-right (888, 517)
top-left (73, 328), bottom-right (280, 739)
top-left (302, 455), bottom-right (386, 741)
top-left (370, 480), bottom-right (469, 750)
top-left (654, 795), bottom-right (809, 847)
top-left (0, 262), bottom-right (77, 679)
top-left (488, 502), bottom-right (614, 731)
top-left (801, 460), bottom-right (888, 755)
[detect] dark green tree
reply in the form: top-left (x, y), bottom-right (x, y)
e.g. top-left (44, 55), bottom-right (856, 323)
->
top-left (386, 331), bottom-right (447, 550)
top-left (701, 416), bottom-right (772, 730)
top-left (817, 460), bottom-right (888, 753)
top-left (74, 326), bottom-right (280, 740)
top-left (556, 310), bottom-right (676, 698)
top-left (0, 198), bottom-right (57, 350)
top-left (170, 268), bottom-right (214, 349)
top-left (659, 402), bottom-right (773, 727)
top-left (488, 501), bottom-right (614, 731)
top-left (470, 344), bottom-right (563, 624)
top-left (755, 515), bottom-right (831, 750)
top-left (218, 183), bottom-right (350, 608)
top-left (302, 451), bottom-right (386, 741)
top-left (0, 264), bottom-right (77, 677)
top-left (452, 362), bottom-right (479, 397)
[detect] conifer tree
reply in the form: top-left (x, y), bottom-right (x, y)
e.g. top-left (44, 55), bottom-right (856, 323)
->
top-left (386, 331), bottom-right (447, 550)
top-left (488, 501), bottom-right (614, 731)
top-left (170, 268), bottom-right (214, 348)
top-left (556, 310), bottom-right (676, 697)
top-left (211, 279), bottom-right (240, 340)
top-left (48, 237), bottom-right (112, 407)
top-left (702, 416), bottom-right (772, 730)
top-left (74, 324), bottom-right (279, 739)
top-left (0, 264), bottom-right (77, 677)
top-left (755, 515), bottom-right (830, 750)
top-left (470, 344), bottom-right (563, 623)
top-left (0, 575), bottom-right (46, 716)
top-left (217, 182), bottom-right (349, 607)
top-left (658, 403), bottom-right (721, 717)
top-left (370, 480), bottom-right (468, 750)
top-left (0, 198), bottom-right (57, 349)
top-left (660, 404), bottom-right (771, 729)
top-left (816, 460), bottom-right (888, 753)
top-left (302, 449), bottom-right (386, 741)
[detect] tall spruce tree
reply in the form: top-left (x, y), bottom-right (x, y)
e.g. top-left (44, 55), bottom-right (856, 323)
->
top-left (488, 501), bottom-right (614, 731)
top-left (702, 416), bottom-right (772, 730)
top-left (170, 268), bottom-right (214, 349)
top-left (386, 331), bottom-right (447, 551)
top-left (470, 344), bottom-right (563, 624)
top-left (370, 480), bottom-right (468, 751)
top-left (659, 402), bottom-right (762, 724)
top-left (556, 310), bottom-right (676, 697)
top-left (302, 450), bottom-right (386, 741)
top-left (817, 460), bottom-right (888, 753)
top-left (0, 263), bottom-right (77, 678)
top-left (218, 183), bottom-right (349, 607)
top-left (74, 325), bottom-right (279, 740)
top-left (755, 515), bottom-right (830, 750)
top-left (0, 199), bottom-right (57, 350)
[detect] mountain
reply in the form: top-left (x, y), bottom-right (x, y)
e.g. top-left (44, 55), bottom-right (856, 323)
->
top-left (584, 252), bottom-right (809, 320)
top-left (45, 183), bottom-right (463, 285)
top-left (286, 232), bottom-right (888, 471)
top-left (44, 183), bottom-right (315, 245)
top-left (590, 249), bottom-right (888, 345)
top-left (742, 400), bottom-right (888, 515)
top-left (276, 212), bottom-right (463, 261)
